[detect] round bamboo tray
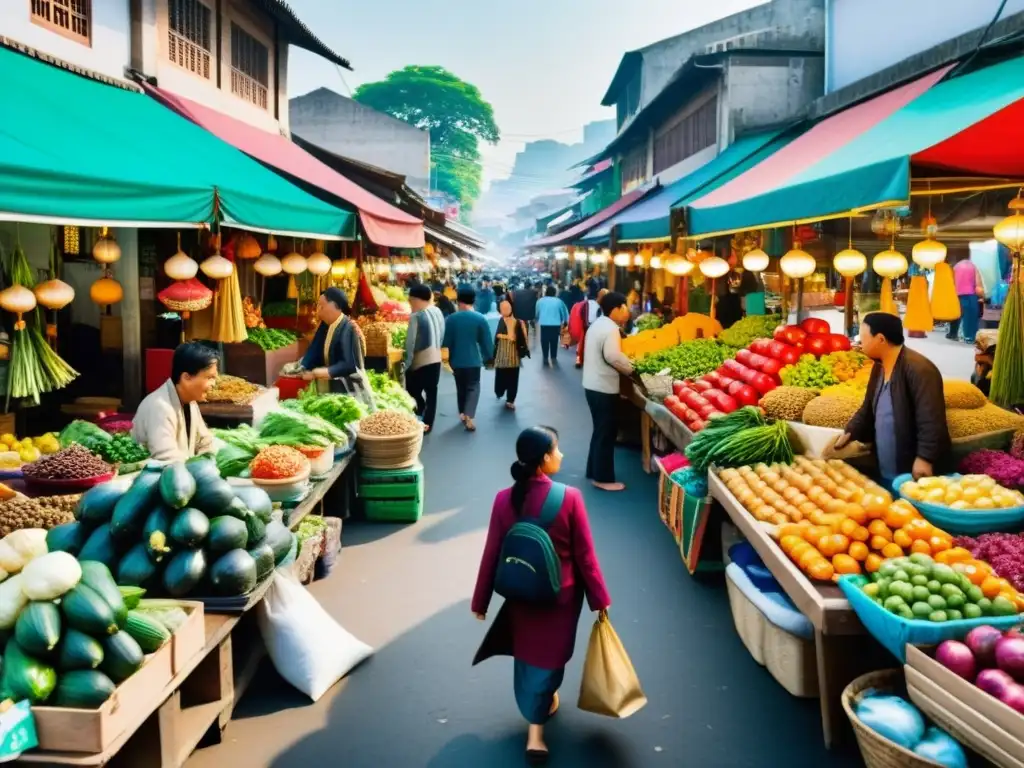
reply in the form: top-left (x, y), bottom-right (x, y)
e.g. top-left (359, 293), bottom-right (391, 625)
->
top-left (357, 429), bottom-right (423, 469)
top-left (841, 669), bottom-right (943, 768)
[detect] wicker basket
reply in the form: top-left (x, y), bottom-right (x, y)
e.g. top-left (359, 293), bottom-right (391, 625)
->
top-left (842, 669), bottom-right (944, 768)
top-left (357, 429), bottom-right (423, 470)
top-left (364, 323), bottom-right (390, 357)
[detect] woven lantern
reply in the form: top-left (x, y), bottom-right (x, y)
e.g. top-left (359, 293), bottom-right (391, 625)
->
top-left (779, 248), bottom-right (816, 279)
top-left (664, 254), bottom-right (694, 276)
top-left (92, 227), bottom-right (121, 264)
top-left (158, 278), bottom-right (212, 319)
top-left (235, 234), bottom-right (262, 260)
top-left (253, 253), bottom-right (282, 277)
top-left (89, 276), bottom-right (123, 307)
top-left (742, 249), bottom-right (769, 273)
top-left (34, 279), bottom-right (75, 311)
top-left (994, 194), bottom-right (1024, 252)
top-left (200, 254), bottom-right (234, 280)
top-left (165, 234), bottom-right (198, 281)
top-left (834, 248), bottom-right (867, 277)
top-left (307, 252), bottom-right (332, 276)
top-left (0, 285), bottom-right (37, 330)
top-left (281, 252), bottom-right (307, 275)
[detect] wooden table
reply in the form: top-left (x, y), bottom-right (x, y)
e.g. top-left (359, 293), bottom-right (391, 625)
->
top-left (709, 472), bottom-right (886, 749)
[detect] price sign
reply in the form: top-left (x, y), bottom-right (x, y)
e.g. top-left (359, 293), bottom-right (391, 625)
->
top-left (0, 701), bottom-right (38, 760)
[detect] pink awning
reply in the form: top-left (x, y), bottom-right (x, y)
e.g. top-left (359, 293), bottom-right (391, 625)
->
top-left (529, 185), bottom-right (654, 248)
top-left (143, 85), bottom-right (424, 248)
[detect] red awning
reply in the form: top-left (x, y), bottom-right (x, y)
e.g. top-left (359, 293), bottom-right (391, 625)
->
top-left (529, 185), bottom-right (654, 248)
top-left (143, 85), bottom-right (424, 248)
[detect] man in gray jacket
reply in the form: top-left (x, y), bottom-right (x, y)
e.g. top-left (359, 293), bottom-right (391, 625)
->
top-left (405, 283), bottom-right (446, 433)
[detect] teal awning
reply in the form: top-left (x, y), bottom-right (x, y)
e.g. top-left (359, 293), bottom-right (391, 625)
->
top-left (0, 46), bottom-right (355, 238)
top-left (685, 56), bottom-right (1024, 237)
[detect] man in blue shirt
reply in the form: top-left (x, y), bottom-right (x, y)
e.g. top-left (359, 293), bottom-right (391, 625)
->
top-left (536, 285), bottom-right (569, 366)
top-left (442, 287), bottom-right (494, 432)
top-left (475, 278), bottom-right (496, 315)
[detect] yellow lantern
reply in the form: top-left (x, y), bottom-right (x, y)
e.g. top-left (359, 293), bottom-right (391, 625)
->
top-left (833, 248), bottom-right (867, 277)
top-left (994, 195), bottom-right (1024, 252)
top-left (253, 253), bottom-right (282, 277)
top-left (306, 252), bottom-right (332, 276)
top-left (164, 233), bottom-right (198, 280)
top-left (200, 254), bottom-right (234, 280)
top-left (34, 279), bottom-right (75, 311)
top-left (912, 239), bottom-right (947, 269)
top-left (0, 285), bottom-right (37, 330)
top-left (873, 246), bottom-right (907, 315)
top-left (649, 255), bottom-right (663, 270)
top-left (89, 276), bottom-right (123, 307)
top-left (92, 227), bottom-right (121, 264)
top-left (281, 252), bottom-right (307, 275)
top-left (779, 248), bottom-right (816, 279)
top-left (664, 254), bottom-right (694, 276)
top-left (235, 234), bottom-right (262, 260)
top-left (904, 275), bottom-right (933, 333)
top-left (931, 262), bottom-right (961, 321)
top-left (633, 253), bottom-right (645, 267)
top-left (741, 248), bottom-right (769, 273)
top-left (612, 252), bottom-right (631, 267)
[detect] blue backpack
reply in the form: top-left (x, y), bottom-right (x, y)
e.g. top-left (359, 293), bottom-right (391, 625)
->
top-left (494, 483), bottom-right (566, 603)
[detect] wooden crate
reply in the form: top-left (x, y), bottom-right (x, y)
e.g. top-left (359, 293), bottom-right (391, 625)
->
top-left (222, 341), bottom-right (298, 386)
top-left (169, 601), bottom-right (205, 676)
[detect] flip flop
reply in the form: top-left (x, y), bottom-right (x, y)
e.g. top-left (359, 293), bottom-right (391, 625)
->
top-left (464, 419), bottom-right (476, 432)
top-left (525, 749), bottom-right (549, 765)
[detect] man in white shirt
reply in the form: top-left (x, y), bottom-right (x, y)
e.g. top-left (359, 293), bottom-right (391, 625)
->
top-left (582, 291), bottom-right (634, 491)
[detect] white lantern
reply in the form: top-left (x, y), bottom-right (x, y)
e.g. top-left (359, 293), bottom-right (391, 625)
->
top-left (34, 279), bottom-right (75, 310)
top-left (200, 254), bottom-right (234, 280)
top-left (698, 255), bottom-right (729, 279)
top-left (92, 228), bottom-right (121, 264)
top-left (253, 253), bottom-right (282, 277)
top-left (873, 248), bottom-right (908, 278)
top-left (664, 255), bottom-right (694, 276)
top-left (553, 249), bottom-right (569, 261)
top-left (649, 255), bottom-right (663, 270)
top-left (281, 252), bottom-right (307, 275)
top-left (164, 234), bottom-right (198, 280)
top-left (912, 239), bottom-right (947, 269)
top-left (741, 248), bottom-right (769, 273)
top-left (633, 253), bottom-right (645, 267)
top-left (833, 248), bottom-right (867, 278)
top-left (590, 250), bottom-right (609, 265)
top-left (779, 248), bottom-right (816, 279)
top-left (613, 252), bottom-right (631, 267)
top-left (306, 252), bottom-right (332, 276)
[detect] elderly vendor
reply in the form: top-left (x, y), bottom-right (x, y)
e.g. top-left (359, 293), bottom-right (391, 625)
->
top-left (300, 287), bottom-right (371, 404)
top-left (833, 312), bottom-right (949, 485)
top-left (132, 342), bottom-right (218, 462)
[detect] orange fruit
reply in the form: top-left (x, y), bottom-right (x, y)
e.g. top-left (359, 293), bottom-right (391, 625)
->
top-left (944, 547), bottom-right (973, 564)
top-left (848, 541), bottom-right (869, 562)
top-left (803, 525), bottom-right (830, 545)
top-left (893, 529), bottom-right (913, 550)
top-left (818, 534), bottom-right (850, 558)
top-left (904, 519), bottom-right (933, 541)
top-left (838, 518), bottom-right (859, 538)
top-left (832, 554), bottom-right (861, 575)
top-left (842, 503), bottom-right (868, 525)
top-left (870, 535), bottom-right (891, 552)
top-left (884, 505), bottom-right (915, 530)
top-left (962, 563), bottom-right (986, 586)
top-left (862, 494), bottom-right (890, 518)
top-left (778, 525), bottom-right (806, 541)
top-left (882, 542), bottom-right (905, 559)
top-left (799, 548), bottom-right (823, 570)
top-left (981, 576), bottom-right (1003, 599)
top-left (851, 525), bottom-right (870, 542)
top-left (928, 536), bottom-right (951, 553)
top-left (780, 535), bottom-right (803, 554)
top-left (808, 560), bottom-right (835, 582)
top-left (910, 539), bottom-right (932, 555)
top-left (868, 520), bottom-right (893, 540)
top-left (865, 553), bottom-right (883, 573)
top-left (789, 541), bottom-right (812, 561)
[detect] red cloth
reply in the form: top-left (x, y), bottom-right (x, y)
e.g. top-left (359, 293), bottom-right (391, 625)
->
top-left (472, 475), bottom-right (611, 669)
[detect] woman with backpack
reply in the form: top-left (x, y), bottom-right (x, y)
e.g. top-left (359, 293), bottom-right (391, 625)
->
top-left (471, 426), bottom-right (611, 764)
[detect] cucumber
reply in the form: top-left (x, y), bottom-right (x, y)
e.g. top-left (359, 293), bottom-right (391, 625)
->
top-left (118, 586), bottom-right (146, 610)
top-left (185, 455), bottom-right (221, 485)
top-left (54, 670), bottom-right (116, 708)
top-left (79, 561), bottom-right (127, 628)
top-left (14, 602), bottom-right (62, 657)
top-left (62, 583), bottom-right (119, 636)
top-left (264, 521), bottom-right (294, 565)
top-left (2, 640), bottom-right (57, 703)
top-left (169, 507), bottom-right (210, 548)
top-left (78, 524), bottom-right (120, 570)
top-left (142, 505), bottom-right (174, 562)
top-left (232, 486), bottom-right (273, 523)
top-left (208, 517), bottom-right (248, 554)
top-left (100, 630), bottom-right (144, 683)
top-left (209, 550), bottom-right (257, 596)
top-left (117, 544), bottom-right (159, 588)
top-left (75, 484), bottom-right (121, 525)
top-left (191, 478), bottom-right (236, 516)
top-left (46, 521), bottom-right (90, 556)
top-left (247, 541), bottom-right (275, 582)
top-left (124, 610), bottom-right (171, 652)
top-left (163, 549), bottom-right (206, 597)
top-left (58, 629), bottom-right (105, 671)
top-left (110, 473), bottom-right (161, 540)
top-left (159, 462), bottom-right (196, 510)
top-left (245, 514), bottom-right (266, 547)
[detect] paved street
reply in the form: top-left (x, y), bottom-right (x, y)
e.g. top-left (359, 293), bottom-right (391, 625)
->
top-left (187, 350), bottom-right (861, 768)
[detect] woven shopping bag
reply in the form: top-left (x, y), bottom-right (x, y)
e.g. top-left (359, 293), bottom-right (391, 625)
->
top-left (577, 610), bottom-right (647, 718)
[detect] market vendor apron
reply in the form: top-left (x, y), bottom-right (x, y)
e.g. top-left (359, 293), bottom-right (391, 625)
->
top-left (319, 316), bottom-right (375, 410)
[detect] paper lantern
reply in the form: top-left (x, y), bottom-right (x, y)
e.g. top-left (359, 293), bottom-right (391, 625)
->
top-left (779, 248), bottom-right (815, 279)
top-left (994, 196), bottom-right (1024, 252)
top-left (698, 256), bottom-right (729, 279)
top-left (307, 252), bottom-right (332, 276)
top-left (92, 228), bottom-right (121, 264)
top-left (235, 234), bottom-right (262, 260)
top-left (833, 248), bottom-right (867, 277)
top-left (664, 254), bottom-right (694, 276)
top-left (633, 253), bottom-right (645, 267)
top-left (553, 249), bottom-right (569, 261)
top-left (590, 250), bottom-right (609, 265)
top-left (921, 213), bottom-right (939, 239)
top-left (34, 279), bottom-right (75, 311)
top-left (741, 248), bottom-right (769, 273)
top-left (281, 252), bottom-right (307, 275)
top-left (165, 235), bottom-right (199, 280)
top-left (904, 275), bottom-right (933, 332)
top-left (613, 252), bottom-right (631, 267)
top-left (200, 254), bottom-right (234, 279)
top-left (158, 278), bottom-right (212, 317)
top-left (0, 285), bottom-right (37, 329)
top-left (649, 255), bottom-right (663, 270)
top-left (89, 276), bottom-right (123, 307)
top-left (253, 253), bottom-right (282, 277)
top-left (931, 262), bottom-right (961, 321)
top-left (912, 238), bottom-right (947, 269)
top-left (872, 248), bottom-right (908, 278)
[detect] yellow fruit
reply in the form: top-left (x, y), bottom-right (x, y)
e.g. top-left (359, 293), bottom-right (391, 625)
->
top-left (0, 434), bottom-right (13, 447)
top-left (925, 488), bottom-right (946, 503)
top-left (949, 500), bottom-right (970, 510)
top-left (973, 497), bottom-right (995, 510)
top-left (962, 487), bottom-right (982, 504)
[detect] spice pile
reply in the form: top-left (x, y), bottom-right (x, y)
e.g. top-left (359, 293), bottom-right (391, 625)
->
top-left (0, 494), bottom-right (78, 536)
top-left (947, 403), bottom-right (1024, 439)
top-left (801, 395), bottom-right (862, 429)
top-left (250, 445), bottom-right (309, 480)
top-left (359, 409), bottom-right (421, 437)
top-left (206, 375), bottom-right (261, 405)
top-left (22, 445), bottom-right (111, 481)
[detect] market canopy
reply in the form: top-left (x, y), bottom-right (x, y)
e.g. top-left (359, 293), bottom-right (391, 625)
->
top-left (578, 129), bottom-right (787, 246)
top-left (527, 185), bottom-right (655, 249)
top-left (685, 56), bottom-right (1024, 237)
top-left (0, 46), bottom-right (355, 238)
top-left (143, 85), bottom-right (425, 249)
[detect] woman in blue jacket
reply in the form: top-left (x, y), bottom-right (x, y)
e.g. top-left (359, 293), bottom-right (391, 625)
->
top-left (301, 287), bottom-right (373, 407)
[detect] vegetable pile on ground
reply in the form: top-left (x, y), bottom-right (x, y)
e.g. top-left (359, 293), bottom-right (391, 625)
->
top-left (684, 407), bottom-right (792, 473)
top-left (0, 495), bottom-right (78, 536)
top-left (250, 446), bottom-right (309, 481)
top-left (718, 314), bottom-right (782, 349)
top-left (935, 627), bottom-right (1024, 716)
top-left (368, 371), bottom-right (417, 413)
top-left (952, 532), bottom-right (1024, 593)
top-left (245, 328), bottom-right (298, 351)
top-left (295, 516), bottom-right (327, 547)
top-left (359, 409), bottom-right (421, 437)
top-left (46, 458), bottom-right (296, 599)
top-left (855, 552), bottom-right (1021, 621)
top-left (205, 375), bottom-right (262, 405)
top-left (22, 445), bottom-right (111, 482)
top-left (633, 339), bottom-right (732, 380)
top-left (901, 474), bottom-right (1024, 511)
top-left (95, 433), bottom-right (148, 466)
top-left (289, 384), bottom-right (367, 429)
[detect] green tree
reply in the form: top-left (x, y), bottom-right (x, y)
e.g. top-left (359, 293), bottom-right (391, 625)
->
top-left (353, 66), bottom-right (499, 214)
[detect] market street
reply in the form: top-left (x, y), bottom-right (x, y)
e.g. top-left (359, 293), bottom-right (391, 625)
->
top-left (187, 357), bottom-right (859, 768)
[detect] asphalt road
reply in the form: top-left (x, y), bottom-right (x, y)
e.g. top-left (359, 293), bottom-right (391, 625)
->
top-left (187, 348), bottom-right (861, 768)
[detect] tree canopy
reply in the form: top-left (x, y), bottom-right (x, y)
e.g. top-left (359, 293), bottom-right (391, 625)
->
top-left (354, 66), bottom-right (499, 214)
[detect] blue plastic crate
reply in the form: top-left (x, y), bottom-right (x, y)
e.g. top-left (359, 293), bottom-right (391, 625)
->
top-left (837, 574), bottom-right (1022, 662)
top-left (893, 473), bottom-right (1024, 535)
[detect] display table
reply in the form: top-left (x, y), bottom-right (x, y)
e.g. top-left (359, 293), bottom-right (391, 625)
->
top-left (286, 452), bottom-right (353, 529)
top-left (708, 472), bottom-right (885, 749)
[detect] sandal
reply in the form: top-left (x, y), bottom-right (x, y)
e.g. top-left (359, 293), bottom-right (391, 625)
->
top-left (464, 418), bottom-right (476, 432)
top-left (525, 749), bottom-right (549, 765)
top-left (505, 402), bottom-right (516, 410)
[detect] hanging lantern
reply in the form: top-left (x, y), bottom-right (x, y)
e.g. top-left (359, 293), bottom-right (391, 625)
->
top-left (253, 253), bottom-right (282, 277)
top-left (89, 275), bottom-right (123, 307)
top-left (200, 254), bottom-right (234, 279)
top-left (266, 234), bottom-right (278, 253)
top-left (590, 250), bottom-right (609, 265)
top-left (931, 262), bottom-right (961, 321)
top-left (698, 256), bottom-right (729, 279)
top-left (613, 252), bottom-right (631, 267)
top-left (664, 254), bottom-right (694, 276)
top-left (649, 255), bottom-right (663, 270)
top-left (281, 252), bottom-right (307, 275)
top-left (833, 248), bottom-right (867, 277)
top-left (912, 239), bottom-right (947, 269)
top-left (904, 275), bottom-right (934, 333)
top-left (873, 248), bottom-right (908, 278)
top-left (235, 234), bottom-right (262, 260)
top-left (921, 213), bottom-right (939, 239)
top-left (779, 247), bottom-right (816, 279)
top-left (164, 234), bottom-right (198, 280)
top-left (633, 253), bottom-right (645, 267)
top-left (0, 285), bottom-right (37, 330)
top-left (34, 279), bottom-right (75, 311)
top-left (994, 194), bottom-right (1024, 252)
top-left (286, 275), bottom-right (298, 299)
top-left (331, 259), bottom-right (355, 279)
top-left (306, 252), bottom-right (332, 276)
top-left (741, 248), bottom-right (769, 273)
top-left (92, 227), bottom-right (121, 264)
top-left (158, 278), bottom-right (212, 318)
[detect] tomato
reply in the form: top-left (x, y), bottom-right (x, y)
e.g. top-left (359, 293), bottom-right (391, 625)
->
top-left (692, 380), bottom-right (712, 392)
top-left (664, 395), bottom-right (681, 409)
top-left (727, 382), bottom-right (759, 406)
top-left (759, 358), bottom-right (782, 377)
top-left (689, 420), bottom-right (706, 432)
top-left (672, 381), bottom-right (688, 397)
top-left (800, 317), bottom-right (831, 335)
top-left (804, 334), bottom-right (831, 357)
top-left (749, 339), bottom-right (774, 356)
top-left (782, 325), bottom-right (807, 346)
top-left (751, 373), bottom-right (777, 396)
top-left (773, 325), bottom-right (790, 343)
top-left (828, 333), bottom-right (852, 352)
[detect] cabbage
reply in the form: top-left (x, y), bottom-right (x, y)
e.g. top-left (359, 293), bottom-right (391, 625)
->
top-left (855, 693), bottom-right (925, 749)
top-left (913, 727), bottom-right (967, 768)
top-left (58, 419), bottom-right (111, 451)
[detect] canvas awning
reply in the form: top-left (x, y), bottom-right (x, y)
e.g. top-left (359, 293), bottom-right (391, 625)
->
top-left (686, 56), bottom-right (1024, 237)
top-left (527, 185), bottom-right (655, 248)
top-left (0, 46), bottom-right (354, 238)
top-left (143, 85), bottom-right (425, 249)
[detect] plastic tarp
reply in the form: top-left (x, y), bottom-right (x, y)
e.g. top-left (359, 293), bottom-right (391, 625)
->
top-left (144, 85), bottom-right (424, 249)
top-left (0, 46), bottom-right (354, 237)
top-left (686, 57), bottom-right (1024, 236)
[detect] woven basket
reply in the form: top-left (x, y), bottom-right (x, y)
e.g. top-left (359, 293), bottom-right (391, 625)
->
top-left (364, 324), bottom-right (390, 357)
top-left (357, 429), bottom-right (423, 469)
top-left (641, 373), bottom-right (673, 401)
top-left (841, 669), bottom-right (944, 768)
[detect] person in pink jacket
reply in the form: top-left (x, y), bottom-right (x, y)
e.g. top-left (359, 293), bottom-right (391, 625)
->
top-left (472, 426), bottom-right (611, 764)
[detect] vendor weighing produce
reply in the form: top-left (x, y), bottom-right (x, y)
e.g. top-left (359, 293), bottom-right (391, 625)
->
top-left (132, 342), bottom-right (218, 462)
top-left (833, 312), bottom-right (950, 486)
top-left (298, 287), bottom-right (373, 407)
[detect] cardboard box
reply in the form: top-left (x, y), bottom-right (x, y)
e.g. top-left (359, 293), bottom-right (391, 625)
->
top-left (905, 644), bottom-right (1024, 768)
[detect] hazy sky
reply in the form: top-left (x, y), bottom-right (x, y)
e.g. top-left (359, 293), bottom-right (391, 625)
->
top-left (286, 0), bottom-right (763, 190)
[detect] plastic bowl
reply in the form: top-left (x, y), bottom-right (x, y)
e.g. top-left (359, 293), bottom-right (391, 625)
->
top-left (23, 471), bottom-right (116, 495)
top-left (251, 465), bottom-right (312, 503)
top-left (893, 472), bottom-right (1024, 535)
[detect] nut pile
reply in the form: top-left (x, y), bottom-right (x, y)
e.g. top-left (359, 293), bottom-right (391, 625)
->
top-left (359, 409), bottom-right (420, 437)
top-left (206, 375), bottom-right (261, 405)
top-left (0, 494), bottom-right (79, 536)
top-left (802, 395), bottom-right (862, 429)
top-left (943, 380), bottom-right (987, 410)
top-left (22, 445), bottom-right (111, 481)
top-left (759, 386), bottom-right (819, 421)
top-left (947, 403), bottom-right (1024, 439)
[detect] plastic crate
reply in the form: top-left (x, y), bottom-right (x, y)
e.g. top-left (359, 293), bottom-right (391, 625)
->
top-left (363, 497), bottom-right (423, 523)
top-left (359, 464), bottom-right (424, 501)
